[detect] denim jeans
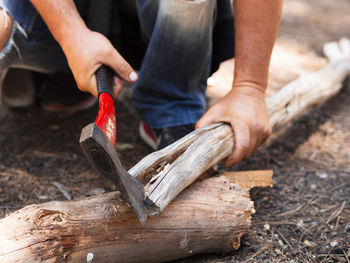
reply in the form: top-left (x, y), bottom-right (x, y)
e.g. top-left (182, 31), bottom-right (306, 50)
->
top-left (0, 0), bottom-right (217, 129)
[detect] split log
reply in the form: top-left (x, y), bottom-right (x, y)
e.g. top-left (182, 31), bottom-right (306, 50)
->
top-left (132, 38), bottom-right (350, 215)
top-left (0, 170), bottom-right (272, 263)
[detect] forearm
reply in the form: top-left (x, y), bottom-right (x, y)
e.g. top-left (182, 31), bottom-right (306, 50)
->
top-left (30, 0), bottom-right (136, 96)
top-left (30, 0), bottom-right (87, 51)
top-left (233, 0), bottom-right (282, 94)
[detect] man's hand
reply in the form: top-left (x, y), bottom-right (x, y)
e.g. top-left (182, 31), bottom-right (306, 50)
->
top-left (197, 0), bottom-right (282, 166)
top-left (61, 28), bottom-right (137, 97)
top-left (30, 0), bottom-right (137, 98)
top-left (196, 84), bottom-right (271, 167)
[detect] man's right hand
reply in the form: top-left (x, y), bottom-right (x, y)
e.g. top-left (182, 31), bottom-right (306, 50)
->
top-left (61, 28), bottom-right (137, 98)
top-left (30, 0), bottom-right (137, 98)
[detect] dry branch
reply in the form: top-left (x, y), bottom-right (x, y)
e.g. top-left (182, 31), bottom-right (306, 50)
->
top-left (132, 38), bottom-right (350, 215)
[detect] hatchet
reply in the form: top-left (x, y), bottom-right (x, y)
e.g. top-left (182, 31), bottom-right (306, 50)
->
top-left (79, 0), bottom-right (147, 226)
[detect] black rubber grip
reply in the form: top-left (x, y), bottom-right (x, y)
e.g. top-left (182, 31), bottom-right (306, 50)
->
top-left (96, 66), bottom-right (114, 98)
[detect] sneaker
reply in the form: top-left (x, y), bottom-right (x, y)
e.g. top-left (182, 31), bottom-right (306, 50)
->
top-left (0, 68), bottom-right (36, 108)
top-left (139, 121), bottom-right (195, 150)
top-left (41, 73), bottom-right (97, 113)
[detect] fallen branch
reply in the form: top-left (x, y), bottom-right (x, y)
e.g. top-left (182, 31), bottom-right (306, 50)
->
top-left (131, 38), bottom-right (350, 215)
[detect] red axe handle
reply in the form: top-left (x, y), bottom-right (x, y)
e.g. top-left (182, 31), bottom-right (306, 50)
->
top-left (94, 66), bottom-right (117, 146)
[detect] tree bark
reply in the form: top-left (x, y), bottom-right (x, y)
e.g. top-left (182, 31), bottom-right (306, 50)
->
top-left (0, 171), bottom-right (272, 263)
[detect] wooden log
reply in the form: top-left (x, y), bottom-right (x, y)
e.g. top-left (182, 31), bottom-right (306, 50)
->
top-left (0, 170), bottom-right (272, 263)
top-left (132, 38), bottom-right (350, 215)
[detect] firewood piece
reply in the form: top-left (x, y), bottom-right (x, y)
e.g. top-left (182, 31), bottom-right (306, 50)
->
top-left (130, 123), bottom-right (233, 215)
top-left (0, 170), bottom-right (273, 263)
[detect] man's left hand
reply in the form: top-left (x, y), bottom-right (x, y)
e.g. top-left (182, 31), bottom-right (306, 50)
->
top-left (196, 84), bottom-right (271, 166)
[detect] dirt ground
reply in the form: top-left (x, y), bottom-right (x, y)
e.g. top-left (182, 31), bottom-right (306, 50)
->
top-left (1, 0), bottom-right (350, 262)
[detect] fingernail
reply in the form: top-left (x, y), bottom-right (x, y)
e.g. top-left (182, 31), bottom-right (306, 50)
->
top-left (129, 72), bottom-right (138, 82)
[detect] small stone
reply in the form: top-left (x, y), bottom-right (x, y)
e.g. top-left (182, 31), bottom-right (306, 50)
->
top-left (297, 220), bottom-right (304, 229)
top-left (316, 172), bottom-right (328, 179)
top-left (310, 184), bottom-right (317, 190)
top-left (330, 241), bottom-right (338, 247)
top-left (278, 240), bottom-right (284, 246)
top-left (86, 252), bottom-right (93, 263)
top-left (264, 223), bottom-right (270, 231)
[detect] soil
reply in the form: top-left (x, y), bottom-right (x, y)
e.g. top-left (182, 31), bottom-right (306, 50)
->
top-left (1, 0), bottom-right (350, 262)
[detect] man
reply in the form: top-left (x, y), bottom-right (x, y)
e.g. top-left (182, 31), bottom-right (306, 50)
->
top-left (0, 0), bottom-right (282, 166)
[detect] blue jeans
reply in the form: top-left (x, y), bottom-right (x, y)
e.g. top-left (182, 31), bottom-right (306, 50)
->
top-left (0, 0), bottom-right (217, 129)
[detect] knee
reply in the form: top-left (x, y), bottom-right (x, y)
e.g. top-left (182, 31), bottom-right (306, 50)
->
top-left (160, 0), bottom-right (215, 37)
top-left (160, 0), bottom-right (214, 24)
top-left (0, 11), bottom-right (13, 51)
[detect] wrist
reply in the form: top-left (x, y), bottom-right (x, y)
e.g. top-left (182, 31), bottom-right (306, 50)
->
top-left (230, 80), bottom-right (267, 101)
top-left (55, 18), bottom-right (89, 51)
top-left (59, 24), bottom-right (90, 54)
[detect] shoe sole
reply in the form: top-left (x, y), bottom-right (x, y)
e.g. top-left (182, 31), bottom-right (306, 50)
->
top-left (41, 95), bottom-right (97, 113)
top-left (139, 122), bottom-right (157, 150)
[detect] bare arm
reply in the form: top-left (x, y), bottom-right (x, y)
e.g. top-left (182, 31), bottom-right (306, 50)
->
top-left (197, 0), bottom-right (282, 166)
top-left (233, 0), bottom-right (282, 92)
top-left (30, 0), bottom-right (137, 96)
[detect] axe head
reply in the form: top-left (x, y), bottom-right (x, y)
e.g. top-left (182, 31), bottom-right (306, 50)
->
top-left (80, 123), bottom-right (148, 226)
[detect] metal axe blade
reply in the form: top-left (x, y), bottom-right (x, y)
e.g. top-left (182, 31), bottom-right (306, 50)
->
top-left (80, 123), bottom-right (148, 226)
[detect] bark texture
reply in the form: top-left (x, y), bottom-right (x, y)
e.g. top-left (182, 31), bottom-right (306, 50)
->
top-left (0, 171), bottom-right (272, 263)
